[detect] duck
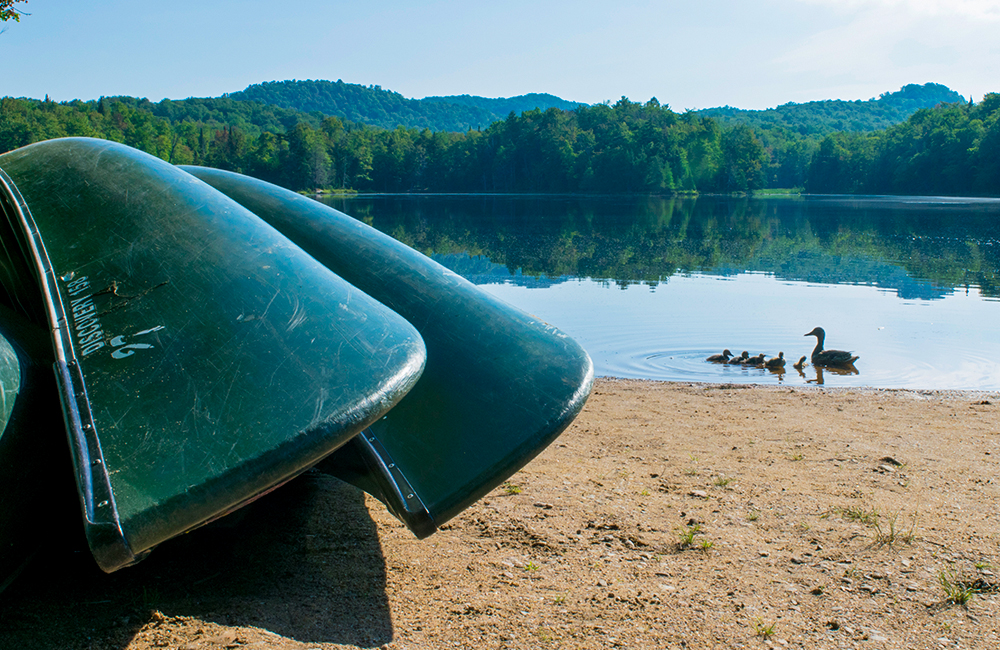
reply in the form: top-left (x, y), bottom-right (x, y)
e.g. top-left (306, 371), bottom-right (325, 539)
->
top-left (804, 327), bottom-right (859, 366)
top-left (728, 351), bottom-right (750, 365)
top-left (764, 352), bottom-right (786, 369)
top-left (744, 353), bottom-right (766, 367)
top-left (706, 349), bottom-right (732, 363)
top-left (792, 355), bottom-right (807, 370)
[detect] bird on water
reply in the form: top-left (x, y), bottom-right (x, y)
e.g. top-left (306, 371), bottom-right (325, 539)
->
top-left (804, 327), bottom-right (859, 366)
top-left (706, 349), bottom-right (732, 363)
top-left (792, 355), bottom-right (807, 370)
top-left (765, 352), bottom-right (786, 369)
top-left (728, 351), bottom-right (750, 365)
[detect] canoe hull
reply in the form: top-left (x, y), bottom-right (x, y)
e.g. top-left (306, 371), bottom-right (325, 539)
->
top-left (181, 166), bottom-right (594, 534)
top-left (0, 138), bottom-right (427, 570)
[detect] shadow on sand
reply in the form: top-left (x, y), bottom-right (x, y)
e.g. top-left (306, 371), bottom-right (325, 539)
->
top-left (0, 471), bottom-right (393, 648)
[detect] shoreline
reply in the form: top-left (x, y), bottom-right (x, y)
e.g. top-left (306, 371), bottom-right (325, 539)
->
top-left (598, 375), bottom-right (1000, 398)
top-left (3, 378), bottom-right (999, 649)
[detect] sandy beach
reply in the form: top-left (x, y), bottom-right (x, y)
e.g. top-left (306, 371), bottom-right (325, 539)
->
top-left (2, 378), bottom-right (1000, 649)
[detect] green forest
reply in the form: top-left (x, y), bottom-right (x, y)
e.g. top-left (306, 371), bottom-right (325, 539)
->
top-left (228, 80), bottom-right (584, 132)
top-left (699, 83), bottom-right (964, 135)
top-left (1, 81), bottom-right (997, 197)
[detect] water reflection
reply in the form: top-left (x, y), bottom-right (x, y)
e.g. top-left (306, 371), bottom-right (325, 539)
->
top-left (805, 364), bottom-right (860, 385)
top-left (698, 353), bottom-right (859, 385)
top-left (320, 194), bottom-right (1000, 299)
top-left (317, 194), bottom-right (1000, 389)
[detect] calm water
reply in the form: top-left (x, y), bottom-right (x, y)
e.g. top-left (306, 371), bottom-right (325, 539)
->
top-left (319, 194), bottom-right (1000, 390)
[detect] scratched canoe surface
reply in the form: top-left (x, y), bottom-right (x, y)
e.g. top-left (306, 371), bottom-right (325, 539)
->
top-left (0, 304), bottom-right (76, 592)
top-left (0, 138), bottom-right (426, 572)
top-left (182, 166), bottom-right (594, 537)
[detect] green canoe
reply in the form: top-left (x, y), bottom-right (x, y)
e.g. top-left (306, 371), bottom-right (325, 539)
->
top-left (0, 138), bottom-right (426, 572)
top-left (181, 167), bottom-right (594, 537)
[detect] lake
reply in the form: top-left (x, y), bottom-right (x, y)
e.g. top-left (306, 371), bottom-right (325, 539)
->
top-left (317, 194), bottom-right (1000, 391)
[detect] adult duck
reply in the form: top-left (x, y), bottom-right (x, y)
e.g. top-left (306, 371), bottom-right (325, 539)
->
top-left (804, 327), bottom-right (859, 366)
top-left (706, 349), bottom-right (732, 363)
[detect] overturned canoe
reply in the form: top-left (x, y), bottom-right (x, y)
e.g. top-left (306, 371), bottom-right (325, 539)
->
top-left (182, 166), bottom-right (594, 536)
top-left (0, 138), bottom-right (426, 572)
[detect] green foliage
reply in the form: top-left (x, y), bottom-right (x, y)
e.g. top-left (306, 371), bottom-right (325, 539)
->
top-left (501, 482), bottom-right (522, 495)
top-left (807, 93), bottom-right (1000, 196)
top-left (676, 523), bottom-right (702, 549)
top-left (1, 82), bottom-right (996, 198)
top-left (0, 0), bottom-right (26, 22)
top-left (423, 92), bottom-right (585, 119)
top-left (227, 80), bottom-right (583, 132)
top-left (939, 569), bottom-right (976, 606)
top-left (700, 83), bottom-right (964, 136)
top-left (10, 92), bottom-right (751, 192)
top-left (753, 619), bottom-right (777, 639)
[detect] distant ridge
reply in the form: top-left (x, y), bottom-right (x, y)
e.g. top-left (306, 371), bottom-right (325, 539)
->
top-left (421, 93), bottom-right (585, 116)
top-left (222, 79), bottom-right (965, 136)
top-left (226, 79), bottom-right (584, 132)
top-left (696, 83), bottom-right (965, 134)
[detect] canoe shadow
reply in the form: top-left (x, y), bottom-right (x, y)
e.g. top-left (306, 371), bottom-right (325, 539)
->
top-left (0, 471), bottom-right (393, 649)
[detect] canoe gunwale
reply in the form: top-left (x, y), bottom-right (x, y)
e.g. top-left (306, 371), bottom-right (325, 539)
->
top-left (352, 429), bottom-right (436, 538)
top-left (0, 166), bottom-right (137, 571)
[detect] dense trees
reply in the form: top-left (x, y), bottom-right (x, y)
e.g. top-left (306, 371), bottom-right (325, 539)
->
top-left (1, 86), bottom-right (998, 197)
top-left (805, 94), bottom-right (1000, 196)
top-left (700, 83), bottom-right (964, 136)
top-left (0, 94), bottom-right (766, 193)
top-left (228, 80), bottom-right (584, 133)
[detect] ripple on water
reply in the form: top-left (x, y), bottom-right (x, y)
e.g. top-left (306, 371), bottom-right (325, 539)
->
top-left (595, 342), bottom-right (1000, 390)
top-left (602, 346), bottom-right (801, 385)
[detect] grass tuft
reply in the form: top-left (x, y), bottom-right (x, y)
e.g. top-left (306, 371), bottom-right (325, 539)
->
top-left (676, 524), bottom-right (702, 549)
top-left (939, 569), bottom-right (976, 606)
top-left (502, 482), bottom-right (522, 495)
top-left (753, 618), bottom-right (776, 638)
top-left (870, 511), bottom-right (916, 548)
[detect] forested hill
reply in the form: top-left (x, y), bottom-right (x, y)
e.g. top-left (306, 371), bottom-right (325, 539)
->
top-left (225, 79), bottom-right (962, 136)
top-left (420, 93), bottom-right (585, 117)
top-left (225, 80), bottom-right (583, 132)
top-left (698, 83), bottom-right (965, 135)
top-left (3, 81), bottom-right (995, 197)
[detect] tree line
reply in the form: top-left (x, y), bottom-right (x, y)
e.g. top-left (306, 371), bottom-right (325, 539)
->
top-left (805, 95), bottom-right (1000, 196)
top-left (1, 91), bottom-right (998, 197)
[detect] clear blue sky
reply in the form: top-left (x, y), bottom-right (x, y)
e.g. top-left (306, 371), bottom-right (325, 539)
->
top-left (2, 0), bottom-right (997, 109)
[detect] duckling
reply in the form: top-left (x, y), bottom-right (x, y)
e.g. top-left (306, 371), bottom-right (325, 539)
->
top-left (706, 349), bottom-right (732, 363)
top-left (804, 327), bottom-right (859, 366)
top-left (792, 355), bottom-right (807, 370)
top-left (728, 351), bottom-right (750, 365)
top-left (745, 353), bottom-right (766, 367)
top-left (764, 352), bottom-right (785, 369)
